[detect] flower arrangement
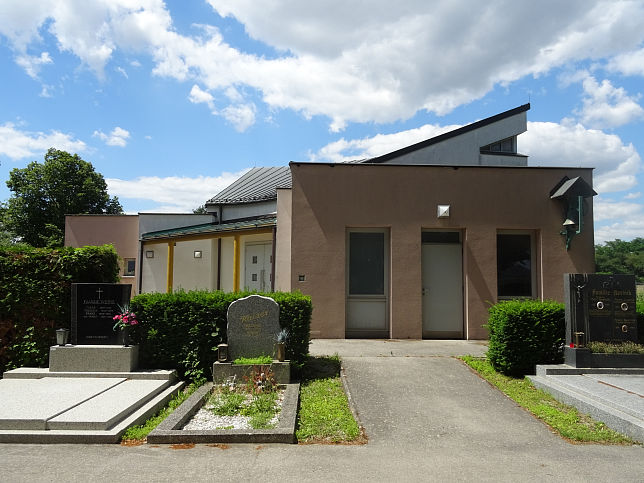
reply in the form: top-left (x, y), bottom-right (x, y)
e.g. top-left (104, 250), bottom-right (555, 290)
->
top-left (275, 328), bottom-right (290, 344)
top-left (113, 304), bottom-right (139, 331)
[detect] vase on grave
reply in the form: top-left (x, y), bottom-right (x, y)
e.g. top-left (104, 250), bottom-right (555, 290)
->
top-left (119, 326), bottom-right (131, 347)
top-left (276, 342), bottom-right (286, 362)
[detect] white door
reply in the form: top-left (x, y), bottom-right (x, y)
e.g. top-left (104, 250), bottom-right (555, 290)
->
top-left (346, 229), bottom-right (389, 338)
top-left (244, 243), bottom-right (272, 292)
top-left (422, 241), bottom-right (463, 338)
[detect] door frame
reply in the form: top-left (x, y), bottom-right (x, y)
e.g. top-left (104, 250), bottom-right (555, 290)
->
top-left (421, 230), bottom-right (464, 339)
top-left (244, 241), bottom-right (272, 292)
top-left (345, 228), bottom-right (390, 338)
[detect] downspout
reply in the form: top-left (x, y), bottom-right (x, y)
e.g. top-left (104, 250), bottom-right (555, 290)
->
top-left (271, 225), bottom-right (276, 292)
top-left (138, 240), bottom-right (144, 294)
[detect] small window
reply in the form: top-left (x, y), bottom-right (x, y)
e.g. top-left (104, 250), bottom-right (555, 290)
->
top-left (497, 233), bottom-right (533, 298)
top-left (481, 137), bottom-right (516, 154)
top-left (123, 258), bottom-right (136, 277)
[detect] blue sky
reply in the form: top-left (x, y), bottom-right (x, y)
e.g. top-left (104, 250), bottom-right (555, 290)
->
top-left (0, 1), bottom-right (643, 243)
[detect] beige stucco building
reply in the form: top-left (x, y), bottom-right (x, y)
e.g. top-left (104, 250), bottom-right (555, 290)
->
top-left (65, 104), bottom-right (597, 339)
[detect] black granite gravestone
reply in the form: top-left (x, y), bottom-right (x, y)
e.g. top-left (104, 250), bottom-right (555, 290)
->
top-left (71, 283), bottom-right (132, 345)
top-left (564, 273), bottom-right (638, 346)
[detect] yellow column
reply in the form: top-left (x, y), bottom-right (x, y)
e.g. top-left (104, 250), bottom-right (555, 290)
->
top-left (166, 241), bottom-right (174, 293)
top-left (233, 234), bottom-right (240, 291)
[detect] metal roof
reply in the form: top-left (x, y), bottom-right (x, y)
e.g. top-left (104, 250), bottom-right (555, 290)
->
top-left (141, 216), bottom-right (277, 241)
top-left (206, 166), bottom-right (291, 205)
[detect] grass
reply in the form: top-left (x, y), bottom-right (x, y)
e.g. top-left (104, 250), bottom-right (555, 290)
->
top-left (587, 341), bottom-right (644, 354)
top-left (461, 356), bottom-right (636, 445)
top-left (295, 355), bottom-right (363, 443)
top-left (120, 381), bottom-right (201, 443)
top-left (233, 355), bottom-right (273, 365)
top-left (207, 385), bottom-right (280, 429)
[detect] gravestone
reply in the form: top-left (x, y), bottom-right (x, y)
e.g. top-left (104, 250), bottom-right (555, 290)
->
top-left (226, 295), bottom-right (280, 360)
top-left (71, 283), bottom-right (132, 345)
top-left (564, 273), bottom-right (638, 346)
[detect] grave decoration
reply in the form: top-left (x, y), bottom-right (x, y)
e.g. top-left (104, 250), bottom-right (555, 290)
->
top-left (71, 283), bottom-right (132, 345)
top-left (564, 273), bottom-right (640, 367)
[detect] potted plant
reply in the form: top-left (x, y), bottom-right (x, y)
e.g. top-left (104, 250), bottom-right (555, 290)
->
top-left (113, 304), bottom-right (138, 347)
top-left (275, 328), bottom-right (289, 362)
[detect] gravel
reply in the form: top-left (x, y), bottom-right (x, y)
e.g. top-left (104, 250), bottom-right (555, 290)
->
top-left (181, 388), bottom-right (285, 431)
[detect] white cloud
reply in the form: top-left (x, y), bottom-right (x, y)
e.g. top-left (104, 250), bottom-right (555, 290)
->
top-left (106, 170), bottom-right (249, 212)
top-left (0, 122), bottom-right (87, 160)
top-left (595, 216), bottom-right (644, 244)
top-left (522, 121), bottom-right (642, 194)
top-left (624, 192), bottom-right (641, 200)
top-left (606, 47), bottom-right (644, 76)
top-left (15, 52), bottom-right (52, 79)
top-left (576, 75), bottom-right (644, 128)
top-left (222, 103), bottom-right (256, 132)
top-left (188, 84), bottom-right (215, 110)
top-left (93, 126), bottom-right (130, 147)
top-left (3, 1), bottom-right (644, 129)
top-left (115, 66), bottom-right (128, 78)
top-left (593, 198), bottom-right (643, 222)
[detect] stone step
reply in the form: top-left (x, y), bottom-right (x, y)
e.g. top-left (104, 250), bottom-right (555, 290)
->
top-left (3, 367), bottom-right (177, 380)
top-left (47, 379), bottom-right (170, 430)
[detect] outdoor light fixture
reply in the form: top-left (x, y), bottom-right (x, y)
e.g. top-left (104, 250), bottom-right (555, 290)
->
top-left (145, 250), bottom-right (154, 258)
top-left (56, 328), bottom-right (69, 346)
top-left (550, 176), bottom-right (597, 250)
top-left (437, 204), bottom-right (451, 218)
top-left (194, 250), bottom-right (202, 258)
top-left (217, 343), bottom-right (229, 362)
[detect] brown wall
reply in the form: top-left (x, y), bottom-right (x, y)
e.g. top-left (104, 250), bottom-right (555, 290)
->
top-left (64, 215), bottom-right (140, 294)
top-left (288, 163), bottom-right (595, 339)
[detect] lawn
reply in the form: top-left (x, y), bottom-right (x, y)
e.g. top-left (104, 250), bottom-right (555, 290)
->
top-left (461, 356), bottom-right (636, 445)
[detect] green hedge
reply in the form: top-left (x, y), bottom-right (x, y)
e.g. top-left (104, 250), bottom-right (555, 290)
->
top-left (0, 244), bottom-right (120, 374)
top-left (637, 292), bottom-right (643, 344)
top-left (486, 300), bottom-right (565, 377)
top-left (129, 290), bottom-right (312, 382)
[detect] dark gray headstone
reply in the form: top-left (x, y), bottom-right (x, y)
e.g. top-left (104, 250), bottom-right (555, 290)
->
top-left (564, 273), bottom-right (638, 346)
top-left (227, 295), bottom-right (280, 360)
top-left (71, 283), bottom-right (132, 345)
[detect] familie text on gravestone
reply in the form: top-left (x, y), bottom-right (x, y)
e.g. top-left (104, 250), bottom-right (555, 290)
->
top-left (71, 283), bottom-right (132, 344)
top-left (226, 295), bottom-right (280, 361)
top-left (564, 273), bottom-right (638, 346)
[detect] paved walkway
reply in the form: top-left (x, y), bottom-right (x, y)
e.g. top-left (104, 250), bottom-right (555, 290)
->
top-left (1, 340), bottom-right (643, 482)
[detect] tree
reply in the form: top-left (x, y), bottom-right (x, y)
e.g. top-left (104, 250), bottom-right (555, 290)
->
top-left (4, 148), bottom-right (123, 247)
top-left (595, 238), bottom-right (644, 282)
top-left (192, 204), bottom-right (208, 214)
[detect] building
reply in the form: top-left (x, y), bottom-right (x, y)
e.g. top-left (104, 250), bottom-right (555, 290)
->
top-left (65, 104), bottom-right (596, 339)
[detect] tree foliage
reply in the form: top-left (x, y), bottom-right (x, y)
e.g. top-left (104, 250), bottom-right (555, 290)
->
top-left (4, 148), bottom-right (123, 247)
top-left (595, 238), bottom-right (644, 282)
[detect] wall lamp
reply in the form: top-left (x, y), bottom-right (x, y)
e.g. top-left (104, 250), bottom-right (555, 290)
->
top-left (550, 176), bottom-right (597, 250)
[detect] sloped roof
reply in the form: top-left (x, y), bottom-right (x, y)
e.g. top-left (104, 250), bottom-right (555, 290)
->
top-left (364, 103), bottom-right (530, 164)
top-left (141, 216), bottom-right (277, 241)
top-left (206, 166), bottom-right (292, 205)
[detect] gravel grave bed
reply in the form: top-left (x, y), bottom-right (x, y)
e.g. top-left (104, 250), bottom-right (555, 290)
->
top-left (181, 387), bottom-right (285, 431)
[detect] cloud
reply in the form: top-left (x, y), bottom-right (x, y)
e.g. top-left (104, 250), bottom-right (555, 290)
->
top-left (115, 66), bottom-right (128, 78)
top-left (188, 84), bottom-right (215, 110)
top-left (521, 121), bottom-right (642, 194)
top-left (222, 103), bottom-right (256, 132)
top-left (3, 1), bottom-right (644, 129)
top-left (0, 122), bottom-right (87, 160)
top-left (93, 126), bottom-right (131, 147)
top-left (576, 75), bottom-right (644, 128)
top-left (606, 47), bottom-right (644, 76)
top-left (15, 52), bottom-right (52, 79)
top-left (106, 170), bottom-right (249, 212)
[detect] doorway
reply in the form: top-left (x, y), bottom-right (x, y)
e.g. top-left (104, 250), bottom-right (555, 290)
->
top-left (244, 242), bottom-right (272, 292)
top-left (346, 229), bottom-right (389, 338)
top-left (422, 231), bottom-right (463, 338)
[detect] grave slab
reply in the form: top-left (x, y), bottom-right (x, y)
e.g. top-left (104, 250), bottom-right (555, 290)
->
top-left (49, 345), bottom-right (139, 372)
top-left (0, 378), bottom-right (125, 430)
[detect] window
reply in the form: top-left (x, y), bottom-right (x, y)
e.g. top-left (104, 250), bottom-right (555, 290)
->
top-left (497, 233), bottom-right (533, 298)
top-left (349, 232), bottom-right (385, 295)
top-left (123, 258), bottom-right (136, 277)
top-left (481, 137), bottom-right (516, 154)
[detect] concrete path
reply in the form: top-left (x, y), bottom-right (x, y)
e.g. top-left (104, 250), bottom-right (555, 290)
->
top-left (1, 340), bottom-right (643, 482)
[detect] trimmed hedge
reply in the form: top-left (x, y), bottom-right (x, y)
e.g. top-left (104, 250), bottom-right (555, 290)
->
top-left (486, 300), bottom-right (565, 377)
top-left (0, 244), bottom-right (120, 374)
top-left (129, 290), bottom-right (312, 382)
top-left (638, 294), bottom-right (643, 344)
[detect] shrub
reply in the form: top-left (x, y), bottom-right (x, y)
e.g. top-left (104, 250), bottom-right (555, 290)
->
top-left (637, 290), bottom-right (643, 344)
top-left (0, 244), bottom-right (119, 374)
top-left (486, 300), bottom-right (565, 377)
top-left (129, 290), bottom-right (311, 382)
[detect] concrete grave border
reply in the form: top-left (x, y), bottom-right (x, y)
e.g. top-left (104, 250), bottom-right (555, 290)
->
top-left (147, 382), bottom-right (300, 444)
